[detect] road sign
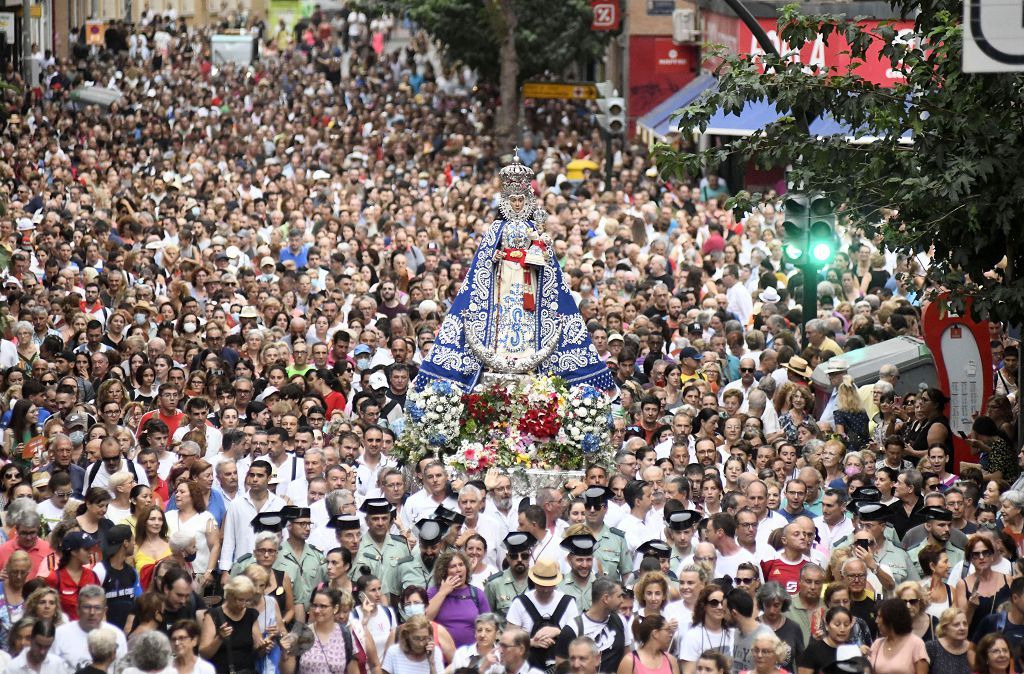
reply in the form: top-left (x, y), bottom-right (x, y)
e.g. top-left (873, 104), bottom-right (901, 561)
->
top-left (521, 82), bottom-right (598, 100)
top-left (591, 0), bottom-right (620, 31)
top-left (963, 0), bottom-right (1024, 72)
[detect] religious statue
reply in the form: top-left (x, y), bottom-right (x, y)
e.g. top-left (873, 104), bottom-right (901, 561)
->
top-left (415, 155), bottom-right (614, 392)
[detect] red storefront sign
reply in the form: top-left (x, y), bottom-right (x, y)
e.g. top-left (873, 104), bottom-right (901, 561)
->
top-left (736, 17), bottom-right (916, 86)
top-left (591, 0), bottom-right (621, 31)
top-left (628, 36), bottom-right (698, 122)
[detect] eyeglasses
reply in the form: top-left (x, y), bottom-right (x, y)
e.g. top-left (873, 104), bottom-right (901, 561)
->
top-left (706, 598), bottom-right (724, 607)
top-left (752, 648), bottom-right (775, 657)
top-left (904, 598), bottom-right (920, 605)
top-left (735, 577), bottom-right (756, 585)
top-left (255, 547), bottom-right (277, 555)
top-left (844, 573), bottom-right (867, 580)
top-left (41, 378), bottom-right (56, 385)
top-left (54, 492), bottom-right (72, 499)
top-left (972, 549), bottom-right (994, 559)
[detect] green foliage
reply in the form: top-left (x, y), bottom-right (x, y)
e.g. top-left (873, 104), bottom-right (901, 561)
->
top-left (392, 0), bottom-right (609, 83)
top-left (653, 0), bottom-right (1024, 326)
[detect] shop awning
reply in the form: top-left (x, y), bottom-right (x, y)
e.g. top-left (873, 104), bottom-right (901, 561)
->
top-left (636, 74), bottom-right (716, 143)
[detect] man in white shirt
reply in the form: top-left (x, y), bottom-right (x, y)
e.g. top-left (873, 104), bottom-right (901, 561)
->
top-left (813, 488), bottom-right (854, 558)
top-left (617, 481), bottom-right (661, 551)
top-left (7, 620), bottom-right (69, 674)
top-left (171, 397), bottom-right (223, 458)
top-left (402, 459), bottom-right (457, 530)
top-left (706, 513), bottom-right (757, 580)
top-left (718, 357), bottom-right (759, 411)
top-left (219, 460), bottom-right (286, 584)
top-left (506, 560), bottom-right (580, 671)
top-left (722, 265), bottom-right (754, 326)
top-left (484, 471), bottom-right (524, 532)
top-left (51, 586), bottom-right (128, 671)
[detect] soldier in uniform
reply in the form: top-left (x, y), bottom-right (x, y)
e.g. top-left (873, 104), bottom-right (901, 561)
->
top-left (275, 505), bottom-right (324, 611)
top-left (485, 531), bottom-right (537, 620)
top-left (665, 509), bottom-right (702, 571)
top-left (432, 504), bottom-right (466, 551)
top-left (353, 498), bottom-right (411, 595)
top-left (387, 517), bottom-right (448, 605)
top-left (581, 486), bottom-right (631, 581)
top-left (228, 511), bottom-right (288, 576)
top-left (559, 533), bottom-right (597, 612)
top-left (326, 513), bottom-right (362, 576)
top-left (633, 540), bottom-right (678, 590)
top-left (906, 506), bottom-right (964, 578)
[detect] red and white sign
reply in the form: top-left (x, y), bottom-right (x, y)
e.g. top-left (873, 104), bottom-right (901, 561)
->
top-left (921, 294), bottom-right (994, 470)
top-left (655, 38), bottom-right (691, 72)
top-left (737, 18), bottom-right (916, 86)
top-left (591, 0), bottom-right (620, 31)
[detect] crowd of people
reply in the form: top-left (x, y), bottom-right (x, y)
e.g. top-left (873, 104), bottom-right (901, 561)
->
top-left (0, 7), bottom-right (1021, 674)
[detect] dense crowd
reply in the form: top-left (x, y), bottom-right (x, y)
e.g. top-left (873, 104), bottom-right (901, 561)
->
top-left (0, 8), bottom-right (1021, 674)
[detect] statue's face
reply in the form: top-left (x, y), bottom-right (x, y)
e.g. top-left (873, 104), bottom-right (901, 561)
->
top-left (508, 194), bottom-right (526, 213)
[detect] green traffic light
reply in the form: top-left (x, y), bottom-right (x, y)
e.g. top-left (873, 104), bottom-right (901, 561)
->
top-left (811, 242), bottom-right (833, 262)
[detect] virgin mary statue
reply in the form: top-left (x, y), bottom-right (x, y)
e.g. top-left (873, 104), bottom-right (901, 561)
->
top-left (415, 155), bottom-right (614, 392)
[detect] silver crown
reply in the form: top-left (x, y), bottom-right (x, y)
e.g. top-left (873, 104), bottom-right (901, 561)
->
top-left (499, 153), bottom-right (535, 198)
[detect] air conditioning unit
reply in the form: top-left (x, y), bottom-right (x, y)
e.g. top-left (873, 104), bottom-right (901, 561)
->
top-left (672, 8), bottom-right (698, 43)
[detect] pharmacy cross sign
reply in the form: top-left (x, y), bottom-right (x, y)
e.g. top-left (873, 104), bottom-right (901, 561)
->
top-left (962, 0), bottom-right (1024, 72)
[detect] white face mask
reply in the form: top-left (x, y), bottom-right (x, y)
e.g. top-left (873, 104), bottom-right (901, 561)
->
top-left (134, 313), bottom-right (148, 325)
top-left (183, 322), bottom-right (197, 334)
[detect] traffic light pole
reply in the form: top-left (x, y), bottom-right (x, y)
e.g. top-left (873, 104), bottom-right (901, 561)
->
top-left (800, 263), bottom-right (818, 349)
top-left (604, 131), bottom-right (614, 188)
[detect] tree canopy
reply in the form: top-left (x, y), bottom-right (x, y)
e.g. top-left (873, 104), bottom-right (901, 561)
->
top-left (654, 0), bottom-right (1024, 326)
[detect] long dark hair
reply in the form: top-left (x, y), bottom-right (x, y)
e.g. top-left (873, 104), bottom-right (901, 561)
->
top-left (9, 399), bottom-right (36, 443)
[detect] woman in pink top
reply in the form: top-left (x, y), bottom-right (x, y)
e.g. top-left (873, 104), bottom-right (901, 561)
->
top-left (617, 614), bottom-right (680, 674)
top-left (869, 599), bottom-right (930, 674)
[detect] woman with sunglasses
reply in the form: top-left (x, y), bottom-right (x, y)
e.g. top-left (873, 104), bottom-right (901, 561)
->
top-left (954, 534), bottom-right (1011, 638)
top-left (897, 581), bottom-right (936, 642)
top-left (0, 464), bottom-right (25, 513)
top-left (679, 585), bottom-right (734, 674)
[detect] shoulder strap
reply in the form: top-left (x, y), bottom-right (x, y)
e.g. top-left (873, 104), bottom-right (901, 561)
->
top-left (87, 460), bottom-right (101, 486)
top-left (551, 595), bottom-right (574, 624)
top-left (574, 615), bottom-right (585, 637)
top-left (519, 594), bottom-right (543, 631)
top-left (341, 623), bottom-right (354, 664)
top-left (998, 611), bottom-right (1008, 633)
top-left (470, 584), bottom-right (482, 611)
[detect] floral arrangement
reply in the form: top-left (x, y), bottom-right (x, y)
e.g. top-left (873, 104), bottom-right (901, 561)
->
top-left (394, 375), bottom-right (614, 475)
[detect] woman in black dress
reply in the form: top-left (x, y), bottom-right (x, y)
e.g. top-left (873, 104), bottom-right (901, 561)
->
top-left (199, 574), bottom-right (268, 674)
top-left (908, 388), bottom-right (954, 468)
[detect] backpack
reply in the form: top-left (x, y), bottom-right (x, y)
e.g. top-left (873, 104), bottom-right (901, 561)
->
top-left (86, 457), bottom-right (139, 489)
top-left (520, 594), bottom-right (574, 671)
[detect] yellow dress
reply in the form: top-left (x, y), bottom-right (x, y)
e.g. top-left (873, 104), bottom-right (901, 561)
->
top-left (134, 543), bottom-right (171, 571)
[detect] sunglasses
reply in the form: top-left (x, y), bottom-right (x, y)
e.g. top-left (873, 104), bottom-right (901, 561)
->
top-left (740, 367), bottom-right (756, 373)
top-left (734, 577), bottom-right (756, 585)
top-left (706, 598), bottom-right (724, 607)
top-left (508, 551), bottom-right (532, 560)
top-left (971, 549), bottom-right (994, 559)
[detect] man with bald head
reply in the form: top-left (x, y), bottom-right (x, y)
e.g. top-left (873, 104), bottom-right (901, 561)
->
top-left (760, 517), bottom-right (814, 595)
top-left (718, 356), bottom-right (759, 412)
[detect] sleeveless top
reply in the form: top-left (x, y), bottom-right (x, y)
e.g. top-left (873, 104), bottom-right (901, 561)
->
top-left (965, 574), bottom-right (1011, 638)
top-left (631, 651), bottom-right (672, 674)
top-left (924, 640), bottom-right (971, 674)
top-left (208, 605), bottom-right (259, 673)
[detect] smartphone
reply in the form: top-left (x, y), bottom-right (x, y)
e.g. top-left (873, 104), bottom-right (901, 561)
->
top-left (855, 539), bottom-right (871, 550)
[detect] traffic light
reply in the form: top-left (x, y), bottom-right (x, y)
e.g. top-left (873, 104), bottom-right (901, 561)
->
top-left (807, 195), bottom-right (838, 264)
top-left (595, 81), bottom-right (626, 136)
top-left (782, 194), bottom-right (809, 263)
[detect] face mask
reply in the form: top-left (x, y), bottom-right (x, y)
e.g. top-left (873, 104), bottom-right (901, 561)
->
top-left (191, 206), bottom-right (201, 218)
top-left (356, 357), bottom-right (370, 371)
top-left (184, 551), bottom-right (198, 563)
top-left (418, 179), bottom-right (428, 189)
top-left (403, 603), bottom-right (425, 617)
top-left (844, 465), bottom-right (861, 477)
top-left (69, 431), bottom-right (85, 446)
top-left (183, 322), bottom-right (197, 334)
top-left (624, 282), bottom-right (637, 292)
top-left (134, 313), bottom-right (147, 325)
top-left (978, 521), bottom-right (997, 531)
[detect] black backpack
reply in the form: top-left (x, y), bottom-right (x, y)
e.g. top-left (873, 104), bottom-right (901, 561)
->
top-left (520, 594), bottom-right (574, 671)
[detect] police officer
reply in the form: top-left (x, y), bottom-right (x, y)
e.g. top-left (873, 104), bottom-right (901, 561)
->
top-left (635, 540), bottom-right (676, 586)
top-left (432, 504), bottom-right (466, 551)
top-left (560, 533), bottom-right (597, 612)
top-left (388, 518), bottom-right (448, 605)
top-left (907, 506), bottom-right (964, 578)
top-left (485, 531), bottom-right (537, 620)
top-left (353, 498), bottom-right (411, 595)
top-left (665, 509), bottom-right (702, 571)
top-left (581, 487), bottom-right (631, 581)
top-left (229, 511), bottom-right (288, 576)
top-left (276, 505), bottom-right (324, 611)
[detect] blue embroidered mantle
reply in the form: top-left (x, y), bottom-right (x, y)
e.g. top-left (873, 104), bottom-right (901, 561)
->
top-left (415, 218), bottom-right (614, 392)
